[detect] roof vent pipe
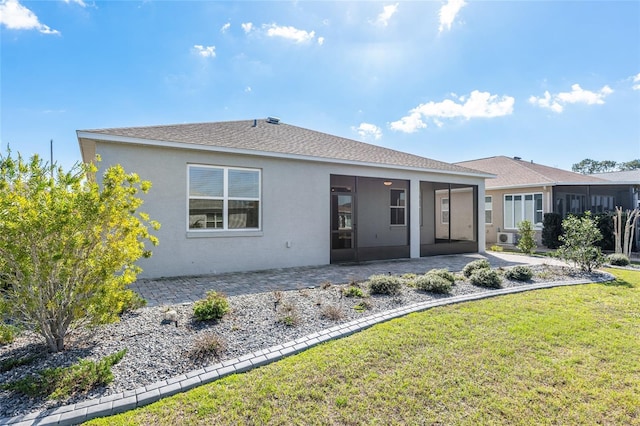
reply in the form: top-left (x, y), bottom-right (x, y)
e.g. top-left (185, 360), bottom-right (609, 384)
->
top-left (252, 119), bottom-right (257, 127)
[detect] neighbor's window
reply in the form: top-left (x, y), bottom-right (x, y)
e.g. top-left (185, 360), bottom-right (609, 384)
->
top-left (188, 165), bottom-right (260, 230)
top-left (390, 189), bottom-right (406, 225)
top-left (504, 193), bottom-right (542, 229)
top-left (485, 196), bottom-right (492, 224)
top-left (441, 198), bottom-right (449, 224)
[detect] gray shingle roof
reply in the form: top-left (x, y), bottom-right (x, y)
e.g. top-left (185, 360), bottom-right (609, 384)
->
top-left (455, 156), bottom-right (609, 188)
top-left (78, 119), bottom-right (488, 176)
top-left (589, 170), bottom-right (640, 183)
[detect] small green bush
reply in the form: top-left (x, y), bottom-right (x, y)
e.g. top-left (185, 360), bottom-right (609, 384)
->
top-left (463, 259), bottom-right (491, 278)
top-left (0, 323), bottom-right (19, 345)
top-left (342, 286), bottom-right (364, 298)
top-left (607, 253), bottom-right (630, 266)
top-left (504, 266), bottom-right (533, 281)
top-left (489, 245), bottom-right (504, 252)
top-left (517, 220), bottom-right (537, 255)
top-left (193, 291), bottom-right (230, 321)
top-left (367, 274), bottom-right (402, 295)
top-left (469, 269), bottom-right (502, 288)
top-left (353, 300), bottom-right (372, 312)
top-left (558, 212), bottom-right (604, 272)
top-left (2, 349), bottom-right (127, 399)
top-left (414, 274), bottom-right (452, 294)
top-left (0, 354), bottom-right (39, 373)
top-left (426, 268), bottom-right (455, 284)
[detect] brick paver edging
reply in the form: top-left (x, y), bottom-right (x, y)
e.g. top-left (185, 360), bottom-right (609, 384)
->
top-left (0, 274), bottom-right (614, 426)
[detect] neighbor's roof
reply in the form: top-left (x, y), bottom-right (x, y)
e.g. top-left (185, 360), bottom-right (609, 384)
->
top-left (77, 119), bottom-right (491, 177)
top-left (455, 156), bottom-right (610, 189)
top-left (589, 169), bottom-right (640, 184)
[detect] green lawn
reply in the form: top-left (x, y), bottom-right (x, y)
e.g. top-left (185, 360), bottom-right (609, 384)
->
top-left (87, 268), bottom-right (640, 425)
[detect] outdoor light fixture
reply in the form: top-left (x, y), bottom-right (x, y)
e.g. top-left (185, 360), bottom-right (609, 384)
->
top-left (383, 181), bottom-right (393, 186)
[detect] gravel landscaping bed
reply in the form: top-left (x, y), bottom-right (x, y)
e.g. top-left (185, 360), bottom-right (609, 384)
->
top-left (0, 264), bottom-right (609, 418)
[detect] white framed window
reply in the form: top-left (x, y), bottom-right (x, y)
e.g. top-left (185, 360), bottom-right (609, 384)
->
top-left (485, 196), bottom-right (493, 224)
top-left (504, 193), bottom-right (543, 229)
top-left (390, 189), bottom-right (406, 225)
top-left (188, 165), bottom-right (261, 231)
top-left (441, 197), bottom-right (449, 224)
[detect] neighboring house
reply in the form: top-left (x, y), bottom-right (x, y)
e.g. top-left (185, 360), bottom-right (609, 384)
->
top-left (455, 156), bottom-right (638, 246)
top-left (77, 118), bottom-right (491, 278)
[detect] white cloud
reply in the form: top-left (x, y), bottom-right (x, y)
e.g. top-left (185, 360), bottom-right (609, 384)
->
top-left (439, 0), bottom-right (466, 33)
top-left (241, 22), bottom-right (253, 33)
top-left (528, 91), bottom-right (562, 113)
top-left (193, 45), bottom-right (216, 58)
top-left (0, 0), bottom-right (59, 34)
top-left (390, 90), bottom-right (514, 133)
top-left (63, 0), bottom-right (86, 7)
top-left (317, 36), bottom-right (325, 46)
top-left (631, 73), bottom-right (640, 90)
top-left (389, 111), bottom-right (426, 133)
top-left (264, 23), bottom-right (315, 43)
top-left (374, 3), bottom-right (399, 27)
top-left (353, 123), bottom-right (383, 140)
top-left (529, 84), bottom-right (613, 113)
top-left (220, 22), bottom-right (230, 33)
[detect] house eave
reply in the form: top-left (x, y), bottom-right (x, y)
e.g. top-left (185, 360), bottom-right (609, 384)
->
top-left (76, 131), bottom-right (494, 180)
top-left (486, 181), bottom-right (631, 191)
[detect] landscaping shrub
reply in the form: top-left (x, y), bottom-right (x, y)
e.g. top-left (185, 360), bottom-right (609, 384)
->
top-left (542, 213), bottom-right (563, 249)
top-left (342, 286), bottom-right (364, 298)
top-left (193, 291), bottom-right (230, 321)
top-left (505, 265), bottom-right (533, 281)
top-left (0, 152), bottom-right (159, 352)
top-left (367, 274), bottom-right (402, 295)
top-left (321, 305), bottom-right (345, 320)
top-left (469, 269), bottom-right (502, 288)
top-left (489, 245), bottom-right (504, 252)
top-left (0, 323), bottom-right (18, 345)
top-left (353, 300), bottom-right (372, 312)
top-left (414, 274), bottom-right (452, 294)
top-left (189, 332), bottom-right (226, 361)
top-left (558, 212), bottom-right (605, 272)
top-left (607, 253), bottom-right (630, 266)
top-left (594, 213), bottom-right (615, 251)
top-left (2, 349), bottom-right (127, 399)
top-left (462, 259), bottom-right (491, 278)
top-left (426, 268), bottom-right (455, 284)
top-left (276, 302), bottom-right (300, 326)
top-left (0, 354), bottom-right (39, 373)
top-left (517, 220), bottom-right (537, 255)
top-left (119, 291), bottom-right (147, 314)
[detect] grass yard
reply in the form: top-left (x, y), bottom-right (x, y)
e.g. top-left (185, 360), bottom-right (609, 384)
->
top-left (87, 268), bottom-right (640, 425)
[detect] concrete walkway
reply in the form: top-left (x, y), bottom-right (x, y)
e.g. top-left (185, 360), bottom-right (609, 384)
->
top-left (132, 252), bottom-right (569, 307)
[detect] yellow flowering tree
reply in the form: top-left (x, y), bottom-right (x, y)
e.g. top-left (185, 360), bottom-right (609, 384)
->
top-left (0, 152), bottom-right (159, 352)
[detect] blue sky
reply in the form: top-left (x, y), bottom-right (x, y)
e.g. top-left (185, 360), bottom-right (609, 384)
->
top-left (1, 0), bottom-right (639, 172)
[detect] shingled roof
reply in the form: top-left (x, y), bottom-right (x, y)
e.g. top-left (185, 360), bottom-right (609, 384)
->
top-left (456, 156), bottom-right (609, 189)
top-left (77, 119), bottom-right (489, 177)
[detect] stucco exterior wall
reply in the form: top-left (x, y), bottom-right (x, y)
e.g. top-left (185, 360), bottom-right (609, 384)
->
top-left (93, 141), bottom-right (486, 278)
top-left (484, 186), bottom-right (550, 245)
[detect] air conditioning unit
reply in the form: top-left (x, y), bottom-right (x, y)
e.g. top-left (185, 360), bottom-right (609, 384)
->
top-left (497, 232), bottom-right (516, 244)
